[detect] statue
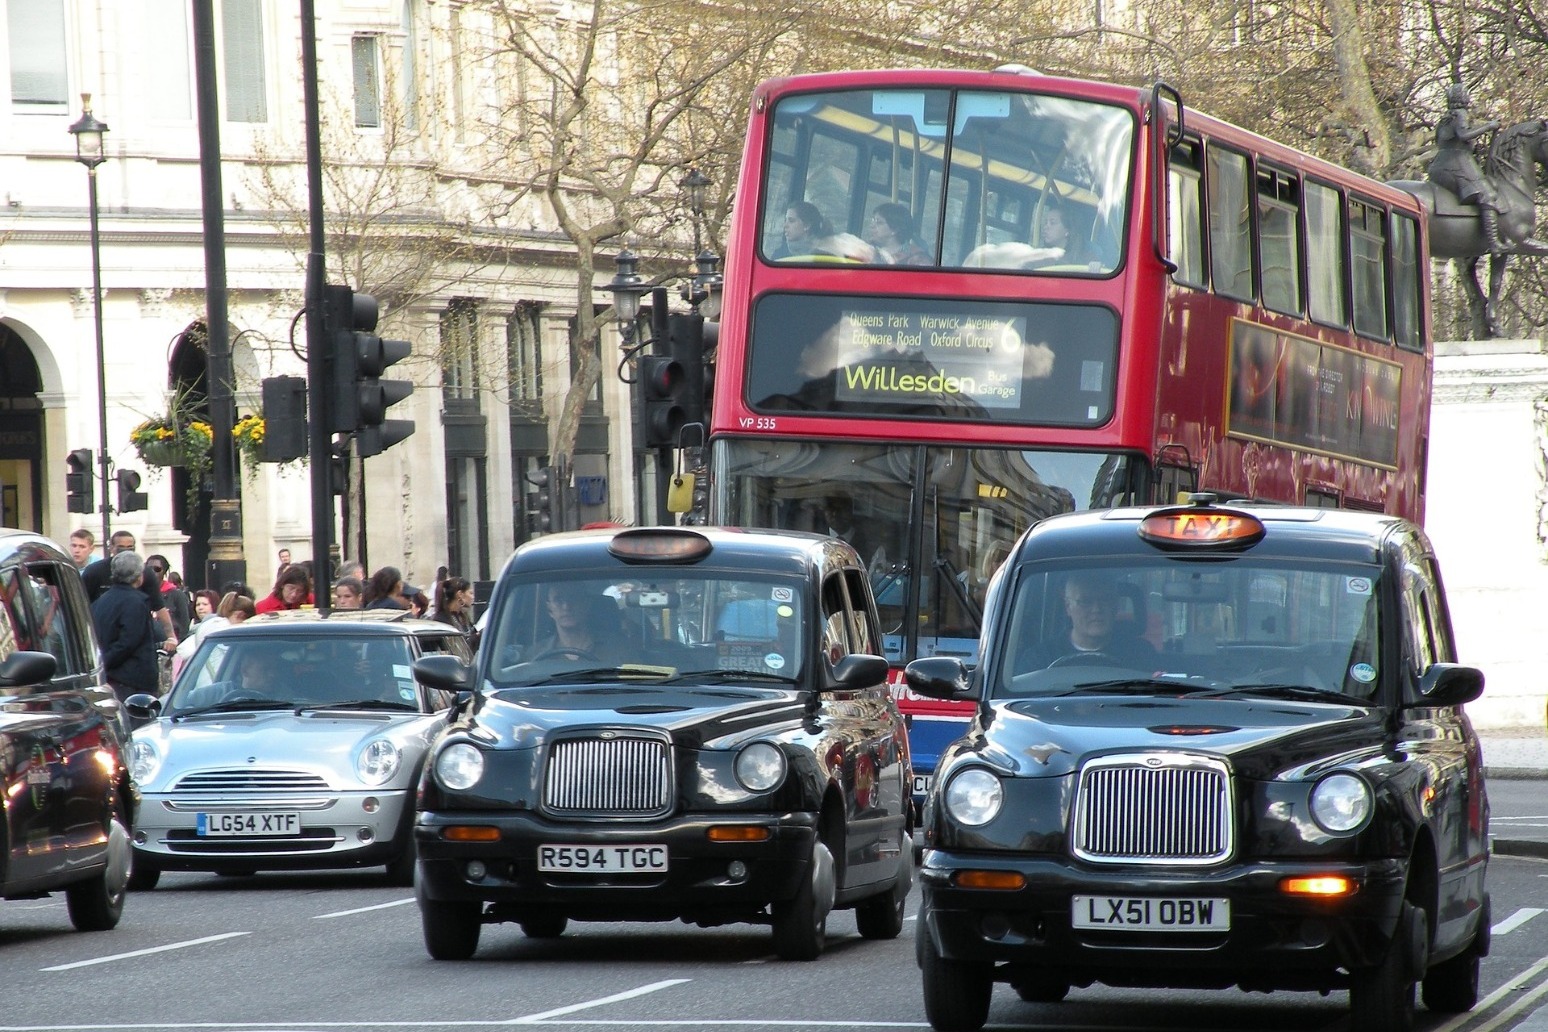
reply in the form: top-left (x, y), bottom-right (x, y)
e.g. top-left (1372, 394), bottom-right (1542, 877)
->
top-left (1391, 84), bottom-right (1548, 338)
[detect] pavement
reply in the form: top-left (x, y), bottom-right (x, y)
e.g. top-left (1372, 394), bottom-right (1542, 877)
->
top-left (1479, 726), bottom-right (1548, 861)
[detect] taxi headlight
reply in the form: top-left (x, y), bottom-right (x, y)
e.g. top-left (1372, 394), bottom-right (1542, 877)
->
top-left (129, 738), bottom-right (161, 784)
top-left (944, 767), bottom-right (1003, 827)
top-left (356, 739), bottom-right (402, 786)
top-left (435, 742), bottom-right (484, 791)
top-left (1310, 772), bottom-right (1373, 834)
top-left (734, 742), bottom-right (787, 792)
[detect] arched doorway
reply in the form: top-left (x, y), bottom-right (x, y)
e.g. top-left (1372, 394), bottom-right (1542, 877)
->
top-left (169, 321), bottom-right (215, 588)
top-left (0, 325), bottom-right (45, 531)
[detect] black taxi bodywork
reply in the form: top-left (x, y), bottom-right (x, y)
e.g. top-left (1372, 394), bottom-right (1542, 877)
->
top-left (1, 529), bottom-right (135, 931)
top-left (906, 500), bottom-right (1488, 1032)
top-left (411, 526), bottom-right (913, 960)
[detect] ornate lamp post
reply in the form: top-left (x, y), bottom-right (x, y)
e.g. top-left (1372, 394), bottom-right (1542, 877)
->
top-left (68, 95), bottom-right (112, 551)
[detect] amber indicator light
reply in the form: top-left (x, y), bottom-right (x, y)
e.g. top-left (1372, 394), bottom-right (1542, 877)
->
top-left (608, 528), bottom-right (714, 563)
top-left (706, 825), bottom-right (772, 842)
top-left (954, 870), bottom-right (1027, 890)
top-left (444, 825), bottom-right (502, 842)
top-left (1139, 509), bottom-right (1266, 548)
top-left (1279, 875), bottom-right (1357, 897)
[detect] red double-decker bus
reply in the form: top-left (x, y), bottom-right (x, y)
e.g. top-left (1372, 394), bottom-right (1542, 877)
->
top-left (705, 67), bottom-right (1433, 802)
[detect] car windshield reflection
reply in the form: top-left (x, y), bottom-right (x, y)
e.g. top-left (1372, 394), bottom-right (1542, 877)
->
top-left (169, 634), bottom-right (422, 714)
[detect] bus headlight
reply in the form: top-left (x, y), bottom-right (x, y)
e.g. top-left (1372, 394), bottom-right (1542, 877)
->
top-left (435, 742), bottom-right (485, 791)
top-left (944, 768), bottom-right (1003, 827)
top-left (1310, 772), bottom-right (1372, 834)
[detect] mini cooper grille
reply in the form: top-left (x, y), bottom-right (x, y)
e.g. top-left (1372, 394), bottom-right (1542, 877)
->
top-left (543, 734), bottom-right (672, 816)
top-left (1072, 754), bottom-right (1232, 865)
top-left (173, 770), bottom-right (331, 793)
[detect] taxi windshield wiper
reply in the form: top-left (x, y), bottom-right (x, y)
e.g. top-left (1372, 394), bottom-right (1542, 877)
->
top-left (1188, 683), bottom-right (1363, 704)
top-left (172, 699), bottom-right (297, 720)
top-left (664, 668), bottom-right (801, 685)
top-left (1061, 678), bottom-right (1214, 696)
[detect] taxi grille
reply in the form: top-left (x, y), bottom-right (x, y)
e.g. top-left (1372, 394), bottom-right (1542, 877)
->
top-left (1071, 754), bottom-right (1232, 865)
top-left (173, 770), bottom-right (331, 793)
top-left (542, 732), bottom-right (673, 817)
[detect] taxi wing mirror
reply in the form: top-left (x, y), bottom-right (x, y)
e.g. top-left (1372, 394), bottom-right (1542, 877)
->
top-left (905, 656), bottom-right (975, 701)
top-left (414, 654), bottom-right (474, 693)
top-left (0, 650), bottom-right (57, 688)
top-left (830, 653), bottom-right (888, 689)
top-left (1411, 663), bottom-right (1484, 708)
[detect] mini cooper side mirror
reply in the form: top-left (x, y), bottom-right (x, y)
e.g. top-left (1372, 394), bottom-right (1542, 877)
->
top-left (1412, 662), bottom-right (1485, 708)
top-left (123, 693), bottom-right (161, 722)
top-left (414, 654), bottom-right (473, 692)
top-left (904, 656), bottom-right (975, 701)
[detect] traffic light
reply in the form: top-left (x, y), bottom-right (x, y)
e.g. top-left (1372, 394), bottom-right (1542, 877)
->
top-left (115, 469), bottom-right (148, 513)
top-left (669, 312), bottom-right (708, 428)
top-left (638, 351), bottom-right (686, 449)
top-left (66, 448), bottom-right (94, 514)
top-left (324, 283), bottom-right (415, 456)
top-left (525, 465), bottom-right (567, 535)
top-left (324, 283), bottom-right (364, 434)
top-left (260, 376), bottom-right (308, 461)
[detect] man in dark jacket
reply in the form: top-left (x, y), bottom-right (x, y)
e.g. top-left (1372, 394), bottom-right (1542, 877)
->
top-left (83, 530), bottom-right (177, 654)
top-left (91, 551), bottom-right (158, 701)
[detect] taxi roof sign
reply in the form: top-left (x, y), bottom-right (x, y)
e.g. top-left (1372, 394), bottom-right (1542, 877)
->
top-left (607, 527), bottom-right (714, 563)
top-left (1138, 506), bottom-right (1266, 549)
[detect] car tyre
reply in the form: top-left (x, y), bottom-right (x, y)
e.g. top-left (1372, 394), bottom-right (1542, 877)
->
top-left (1422, 949), bottom-right (1480, 1013)
top-left (420, 897), bottom-right (483, 960)
top-left (519, 913), bottom-right (569, 939)
top-left (920, 933), bottom-right (993, 1032)
top-left (855, 831), bottom-right (911, 940)
top-left (65, 809), bottom-right (131, 931)
top-left (1013, 974), bottom-right (1069, 1003)
top-left (1350, 900), bottom-right (1424, 1032)
top-left (772, 837), bottom-right (835, 961)
top-left (384, 839), bottom-right (416, 887)
top-left (127, 859), bottom-right (161, 892)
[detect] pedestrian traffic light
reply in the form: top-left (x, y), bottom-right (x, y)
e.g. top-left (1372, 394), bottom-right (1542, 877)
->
top-left (668, 312), bottom-right (708, 428)
top-left (66, 448), bottom-right (94, 514)
top-left (115, 469), bottom-right (148, 513)
top-left (260, 375), bottom-right (308, 461)
top-left (638, 351), bottom-right (687, 449)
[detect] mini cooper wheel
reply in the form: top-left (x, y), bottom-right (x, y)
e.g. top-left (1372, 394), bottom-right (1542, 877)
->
top-left (854, 830), bottom-right (911, 940)
top-left (519, 913), bottom-right (569, 939)
top-left (1350, 900), bottom-right (1425, 1032)
top-left (65, 808), bottom-right (131, 931)
top-left (420, 898), bottom-right (483, 960)
top-left (126, 860), bottom-right (161, 892)
top-left (384, 839), bottom-right (417, 887)
top-left (920, 935), bottom-right (993, 1031)
top-left (772, 838), bottom-right (835, 961)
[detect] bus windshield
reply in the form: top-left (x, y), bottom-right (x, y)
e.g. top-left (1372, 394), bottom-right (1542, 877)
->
top-left (715, 438), bottom-right (1141, 663)
top-left (761, 87), bottom-right (1135, 274)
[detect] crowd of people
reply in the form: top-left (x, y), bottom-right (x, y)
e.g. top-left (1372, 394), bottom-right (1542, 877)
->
top-left (70, 527), bottom-right (481, 699)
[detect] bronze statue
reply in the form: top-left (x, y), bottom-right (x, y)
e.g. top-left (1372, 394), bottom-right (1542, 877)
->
top-left (1391, 84), bottom-right (1548, 338)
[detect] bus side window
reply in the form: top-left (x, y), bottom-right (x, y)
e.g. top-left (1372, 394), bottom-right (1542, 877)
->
top-left (1207, 146), bottom-right (1255, 302)
top-left (1169, 138), bottom-right (1207, 288)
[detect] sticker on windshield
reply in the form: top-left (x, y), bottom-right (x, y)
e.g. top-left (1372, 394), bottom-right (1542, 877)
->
top-left (1346, 577), bottom-right (1372, 595)
top-left (1350, 663), bottom-right (1377, 683)
top-left (394, 664), bottom-right (412, 678)
top-left (764, 652), bottom-right (786, 671)
top-left (399, 684), bottom-right (418, 700)
top-left (776, 604), bottom-right (794, 618)
top-left (771, 586), bottom-right (793, 603)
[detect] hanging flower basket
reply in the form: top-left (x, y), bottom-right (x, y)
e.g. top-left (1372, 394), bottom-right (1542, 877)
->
top-left (130, 419), bottom-right (213, 469)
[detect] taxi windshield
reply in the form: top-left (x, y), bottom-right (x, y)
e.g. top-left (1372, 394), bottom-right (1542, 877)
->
top-left (484, 575), bottom-right (807, 688)
top-left (169, 635), bottom-right (421, 713)
top-left (991, 558), bottom-right (1383, 701)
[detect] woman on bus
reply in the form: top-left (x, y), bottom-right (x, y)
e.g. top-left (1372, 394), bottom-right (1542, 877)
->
top-left (864, 202), bottom-right (931, 265)
top-left (771, 201), bottom-right (832, 260)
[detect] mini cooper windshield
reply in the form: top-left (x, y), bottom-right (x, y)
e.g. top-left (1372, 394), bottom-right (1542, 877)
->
top-left (484, 574), bottom-right (808, 687)
top-left (169, 635), bottom-right (423, 714)
top-left (992, 558), bottom-right (1383, 701)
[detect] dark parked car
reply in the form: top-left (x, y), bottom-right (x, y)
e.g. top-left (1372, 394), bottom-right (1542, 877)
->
top-left (123, 610), bottom-right (472, 888)
top-left (412, 526), bottom-right (913, 960)
top-left (1, 528), bottom-right (134, 931)
top-left (907, 498), bottom-right (1489, 1032)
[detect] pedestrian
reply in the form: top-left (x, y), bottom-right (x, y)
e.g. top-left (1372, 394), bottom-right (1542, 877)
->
top-left (433, 576), bottom-right (479, 649)
top-left (364, 567), bottom-right (409, 610)
top-left (82, 530), bottom-right (178, 654)
top-left (147, 554), bottom-right (192, 640)
top-left (333, 576), bottom-right (365, 609)
top-left (254, 564), bottom-right (314, 613)
top-left (69, 528), bottom-right (96, 569)
top-left (90, 551), bottom-right (159, 701)
top-left (189, 589), bottom-right (221, 627)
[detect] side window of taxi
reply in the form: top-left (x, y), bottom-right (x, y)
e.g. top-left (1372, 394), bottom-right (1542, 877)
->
top-left (820, 575), bottom-right (852, 666)
top-left (841, 568), bottom-right (879, 656)
top-left (23, 562), bottom-right (83, 676)
top-left (1400, 561), bottom-right (1439, 678)
top-left (0, 567), bottom-right (34, 655)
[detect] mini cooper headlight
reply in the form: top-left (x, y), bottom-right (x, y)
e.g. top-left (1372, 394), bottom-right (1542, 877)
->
top-left (356, 739), bottom-right (402, 786)
top-left (944, 767), bottom-right (1003, 827)
top-left (1310, 772), bottom-right (1373, 833)
top-left (734, 742), bottom-right (787, 792)
top-left (435, 742), bottom-right (485, 791)
top-left (129, 738), bottom-right (161, 784)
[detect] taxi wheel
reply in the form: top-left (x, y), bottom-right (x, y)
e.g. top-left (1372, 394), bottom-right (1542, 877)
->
top-left (855, 831), bottom-right (911, 940)
top-left (1013, 973), bottom-right (1069, 1003)
top-left (772, 838), bottom-right (835, 961)
top-left (1423, 894), bottom-right (1488, 1013)
top-left (1350, 900), bottom-right (1423, 1032)
top-left (920, 936), bottom-right (992, 1032)
top-left (66, 808), bottom-right (131, 931)
top-left (421, 898), bottom-right (482, 960)
top-left (519, 913), bottom-right (569, 939)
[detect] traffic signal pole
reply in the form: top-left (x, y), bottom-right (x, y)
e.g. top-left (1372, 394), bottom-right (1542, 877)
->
top-left (300, 0), bottom-right (334, 604)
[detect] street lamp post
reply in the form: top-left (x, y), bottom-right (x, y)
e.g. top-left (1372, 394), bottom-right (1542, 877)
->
top-left (69, 95), bottom-right (112, 552)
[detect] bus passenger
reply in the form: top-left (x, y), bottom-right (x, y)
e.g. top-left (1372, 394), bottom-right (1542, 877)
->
top-left (864, 202), bottom-right (931, 265)
top-left (771, 201), bottom-right (832, 260)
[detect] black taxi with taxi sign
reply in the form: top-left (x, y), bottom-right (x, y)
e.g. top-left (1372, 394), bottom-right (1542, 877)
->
top-left (411, 526), bottom-right (913, 961)
top-left (905, 498), bottom-right (1489, 1032)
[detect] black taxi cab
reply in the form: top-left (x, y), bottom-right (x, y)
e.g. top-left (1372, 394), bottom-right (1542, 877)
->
top-left (906, 498), bottom-right (1488, 1032)
top-left (410, 526), bottom-right (913, 961)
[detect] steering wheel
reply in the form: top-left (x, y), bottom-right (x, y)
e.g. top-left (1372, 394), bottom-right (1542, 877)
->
top-left (1047, 651), bottom-right (1116, 668)
top-left (528, 646), bottom-right (603, 663)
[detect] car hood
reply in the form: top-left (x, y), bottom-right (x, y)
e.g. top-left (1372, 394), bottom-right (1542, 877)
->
top-left (477, 684), bottom-right (809, 750)
top-left (136, 710), bottom-right (445, 790)
top-left (977, 695), bottom-right (1383, 780)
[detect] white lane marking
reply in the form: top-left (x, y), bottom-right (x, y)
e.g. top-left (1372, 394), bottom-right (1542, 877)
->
top-left (1492, 907), bottom-right (1546, 935)
top-left (1430, 954), bottom-right (1548, 1032)
top-left (314, 897), bottom-right (417, 919)
top-left (41, 931), bottom-right (250, 972)
top-left (514, 979), bottom-right (692, 1023)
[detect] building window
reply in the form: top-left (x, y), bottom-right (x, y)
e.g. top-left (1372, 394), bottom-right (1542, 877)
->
top-left (9, 0), bottom-right (68, 113)
top-left (507, 304), bottom-right (544, 416)
top-left (222, 0), bottom-right (268, 123)
top-left (400, 0), bottom-right (419, 131)
top-left (353, 35), bottom-right (382, 129)
top-left (440, 299), bottom-right (479, 404)
top-left (145, 0), bottom-right (193, 120)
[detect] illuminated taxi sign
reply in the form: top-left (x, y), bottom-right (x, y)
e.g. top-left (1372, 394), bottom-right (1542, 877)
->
top-left (607, 528), bottom-right (714, 563)
top-left (1138, 507), bottom-right (1266, 549)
